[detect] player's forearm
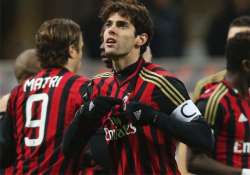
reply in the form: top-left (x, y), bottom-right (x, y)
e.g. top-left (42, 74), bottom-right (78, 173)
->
top-left (187, 152), bottom-right (241, 175)
top-left (62, 116), bottom-right (96, 157)
top-left (155, 113), bottom-right (213, 152)
top-left (62, 110), bottom-right (99, 158)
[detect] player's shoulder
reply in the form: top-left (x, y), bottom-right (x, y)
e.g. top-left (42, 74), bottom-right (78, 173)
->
top-left (141, 62), bottom-right (178, 79)
top-left (91, 71), bottom-right (114, 81)
top-left (140, 63), bottom-right (189, 103)
top-left (199, 81), bottom-right (229, 103)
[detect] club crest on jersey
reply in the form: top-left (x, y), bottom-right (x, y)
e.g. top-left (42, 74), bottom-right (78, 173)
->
top-left (122, 93), bottom-right (131, 111)
top-left (89, 101), bottom-right (95, 111)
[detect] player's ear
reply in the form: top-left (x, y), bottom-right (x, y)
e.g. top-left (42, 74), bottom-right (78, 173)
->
top-left (68, 45), bottom-right (76, 59)
top-left (242, 59), bottom-right (250, 72)
top-left (135, 33), bottom-right (148, 47)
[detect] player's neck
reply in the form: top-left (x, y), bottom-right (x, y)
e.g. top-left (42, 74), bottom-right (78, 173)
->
top-left (112, 49), bottom-right (140, 72)
top-left (65, 59), bottom-right (78, 73)
top-left (225, 71), bottom-right (249, 97)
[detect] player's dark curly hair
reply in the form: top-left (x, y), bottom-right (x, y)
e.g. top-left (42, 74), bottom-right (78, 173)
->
top-left (230, 16), bottom-right (250, 28)
top-left (35, 18), bottom-right (82, 68)
top-left (99, 0), bottom-right (153, 55)
top-left (226, 32), bottom-right (250, 72)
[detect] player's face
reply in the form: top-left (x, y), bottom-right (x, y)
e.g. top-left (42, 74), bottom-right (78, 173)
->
top-left (69, 35), bottom-right (83, 73)
top-left (103, 13), bottom-right (137, 58)
top-left (227, 26), bottom-right (250, 39)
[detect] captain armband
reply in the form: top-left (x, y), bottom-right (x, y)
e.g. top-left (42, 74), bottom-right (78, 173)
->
top-left (170, 100), bottom-right (201, 122)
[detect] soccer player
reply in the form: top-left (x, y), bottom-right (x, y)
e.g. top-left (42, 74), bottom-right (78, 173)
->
top-left (187, 31), bottom-right (250, 175)
top-left (193, 16), bottom-right (250, 102)
top-left (0, 18), bottom-right (89, 174)
top-left (63, 1), bottom-right (213, 174)
top-left (178, 16), bottom-right (250, 175)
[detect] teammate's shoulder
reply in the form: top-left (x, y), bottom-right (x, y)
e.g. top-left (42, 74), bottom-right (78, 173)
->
top-left (199, 82), bottom-right (228, 102)
top-left (91, 71), bottom-right (114, 80)
top-left (0, 93), bottom-right (10, 111)
top-left (195, 70), bottom-right (226, 89)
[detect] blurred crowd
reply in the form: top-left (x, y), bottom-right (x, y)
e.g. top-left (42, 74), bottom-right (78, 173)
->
top-left (1, 0), bottom-right (250, 59)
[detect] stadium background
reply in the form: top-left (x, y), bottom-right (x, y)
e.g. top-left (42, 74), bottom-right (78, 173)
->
top-left (0, 0), bottom-right (239, 96)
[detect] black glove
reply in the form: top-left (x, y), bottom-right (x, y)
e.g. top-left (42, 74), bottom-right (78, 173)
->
top-left (77, 96), bottom-right (122, 120)
top-left (124, 101), bottom-right (159, 125)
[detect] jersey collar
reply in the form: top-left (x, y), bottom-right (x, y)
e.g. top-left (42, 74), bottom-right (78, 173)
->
top-left (114, 58), bottom-right (145, 86)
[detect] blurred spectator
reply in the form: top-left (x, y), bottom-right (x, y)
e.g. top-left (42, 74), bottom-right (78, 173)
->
top-left (206, 0), bottom-right (250, 57)
top-left (76, 0), bottom-right (103, 59)
top-left (143, 0), bottom-right (186, 58)
top-left (0, 0), bottom-right (17, 59)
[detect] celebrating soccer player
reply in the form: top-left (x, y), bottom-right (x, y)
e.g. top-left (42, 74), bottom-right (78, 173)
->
top-left (187, 31), bottom-right (250, 175)
top-left (63, 1), bottom-right (213, 174)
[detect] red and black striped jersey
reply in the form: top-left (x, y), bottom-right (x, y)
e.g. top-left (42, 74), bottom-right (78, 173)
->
top-left (196, 80), bottom-right (250, 168)
top-left (5, 68), bottom-right (88, 174)
top-left (192, 70), bottom-right (226, 102)
top-left (84, 58), bottom-right (191, 175)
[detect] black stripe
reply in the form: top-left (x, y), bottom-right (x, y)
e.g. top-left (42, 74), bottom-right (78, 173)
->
top-left (97, 78), bottom-right (106, 96)
top-left (137, 126), bottom-right (152, 174)
top-left (33, 69), bottom-right (64, 174)
top-left (132, 81), bottom-right (147, 100)
top-left (150, 128), bottom-right (166, 174)
top-left (51, 75), bottom-right (79, 174)
top-left (121, 137), bottom-right (135, 173)
top-left (225, 96), bottom-right (235, 166)
top-left (107, 80), bottom-right (115, 96)
top-left (164, 134), bottom-right (177, 174)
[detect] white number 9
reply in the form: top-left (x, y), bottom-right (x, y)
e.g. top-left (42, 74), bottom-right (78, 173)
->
top-left (25, 93), bottom-right (48, 147)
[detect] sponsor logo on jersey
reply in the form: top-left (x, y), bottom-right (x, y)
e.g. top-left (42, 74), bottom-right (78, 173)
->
top-left (104, 117), bottom-right (136, 142)
top-left (234, 141), bottom-right (250, 154)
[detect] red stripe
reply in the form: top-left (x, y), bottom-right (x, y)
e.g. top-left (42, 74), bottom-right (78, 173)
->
top-left (129, 134), bottom-right (143, 174)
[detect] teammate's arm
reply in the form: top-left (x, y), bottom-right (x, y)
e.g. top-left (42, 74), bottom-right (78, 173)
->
top-left (62, 96), bottom-right (122, 158)
top-left (0, 112), bottom-right (16, 168)
top-left (187, 148), bottom-right (243, 175)
top-left (186, 100), bottom-right (248, 175)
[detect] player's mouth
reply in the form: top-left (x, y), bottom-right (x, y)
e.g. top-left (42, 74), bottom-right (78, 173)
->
top-left (106, 38), bottom-right (117, 47)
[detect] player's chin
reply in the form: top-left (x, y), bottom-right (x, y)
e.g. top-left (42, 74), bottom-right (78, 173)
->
top-left (105, 51), bottom-right (118, 58)
top-left (102, 58), bottom-right (113, 69)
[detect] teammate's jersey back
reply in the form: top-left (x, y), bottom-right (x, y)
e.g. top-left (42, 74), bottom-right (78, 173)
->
top-left (5, 68), bottom-right (88, 174)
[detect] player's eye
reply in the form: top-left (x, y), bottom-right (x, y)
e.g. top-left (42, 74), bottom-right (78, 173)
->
top-left (116, 21), bottom-right (128, 28)
top-left (104, 21), bottom-right (112, 28)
